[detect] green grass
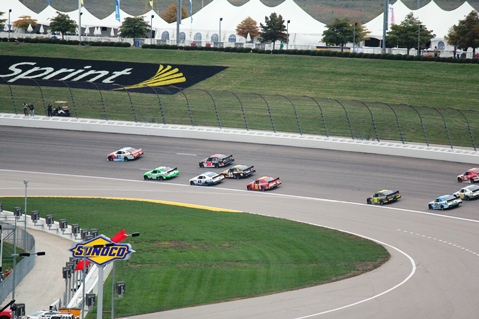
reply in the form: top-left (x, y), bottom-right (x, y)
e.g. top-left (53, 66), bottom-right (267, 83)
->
top-left (0, 197), bottom-right (389, 316)
top-left (1, 43), bottom-right (478, 148)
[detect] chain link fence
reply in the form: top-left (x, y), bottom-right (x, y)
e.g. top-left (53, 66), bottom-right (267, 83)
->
top-left (0, 79), bottom-right (477, 150)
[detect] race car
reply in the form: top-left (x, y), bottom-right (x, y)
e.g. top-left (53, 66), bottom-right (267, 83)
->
top-left (107, 147), bottom-right (143, 162)
top-left (247, 176), bottom-right (281, 191)
top-left (428, 194), bottom-right (462, 210)
top-left (221, 164), bottom-right (256, 179)
top-left (143, 166), bottom-right (179, 181)
top-left (189, 172), bottom-right (225, 186)
top-left (454, 184), bottom-right (479, 200)
top-left (457, 167), bottom-right (479, 183)
top-left (366, 189), bottom-right (401, 205)
top-left (199, 154), bottom-right (234, 168)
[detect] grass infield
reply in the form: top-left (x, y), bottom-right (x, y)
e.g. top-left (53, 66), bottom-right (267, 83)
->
top-left (0, 197), bottom-right (389, 316)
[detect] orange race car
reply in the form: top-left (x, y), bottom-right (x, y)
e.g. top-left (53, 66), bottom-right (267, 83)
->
top-left (246, 176), bottom-right (281, 191)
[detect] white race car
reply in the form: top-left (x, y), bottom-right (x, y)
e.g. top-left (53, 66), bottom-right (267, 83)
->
top-left (454, 184), bottom-right (479, 200)
top-left (189, 172), bottom-right (225, 186)
top-left (107, 147), bottom-right (143, 162)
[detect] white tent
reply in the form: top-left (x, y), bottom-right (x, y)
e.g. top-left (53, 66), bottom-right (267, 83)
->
top-left (36, 5), bottom-right (60, 25)
top-left (0, 0), bottom-right (39, 32)
top-left (101, 9), bottom-right (132, 29)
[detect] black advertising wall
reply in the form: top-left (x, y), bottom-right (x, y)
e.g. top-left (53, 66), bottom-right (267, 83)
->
top-left (0, 56), bottom-right (228, 93)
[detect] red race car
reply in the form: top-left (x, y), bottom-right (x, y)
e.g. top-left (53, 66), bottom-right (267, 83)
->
top-left (199, 154), bottom-right (234, 168)
top-left (457, 167), bottom-right (479, 183)
top-left (247, 176), bottom-right (282, 191)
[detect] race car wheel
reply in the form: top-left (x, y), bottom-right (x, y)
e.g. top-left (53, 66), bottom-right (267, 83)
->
top-left (160, 176), bottom-right (165, 181)
top-left (190, 181), bottom-right (195, 185)
top-left (457, 177), bottom-right (462, 182)
top-left (215, 163), bottom-right (219, 168)
top-left (428, 204), bottom-right (432, 210)
top-left (199, 163), bottom-right (204, 168)
top-left (260, 186), bottom-right (265, 191)
top-left (440, 205), bottom-right (445, 210)
top-left (124, 157), bottom-right (128, 162)
top-left (247, 186), bottom-right (251, 190)
top-left (143, 176), bottom-right (148, 180)
top-left (379, 201), bottom-right (384, 206)
top-left (235, 174), bottom-right (240, 179)
top-left (107, 156), bottom-right (114, 161)
top-left (470, 179), bottom-right (475, 184)
top-left (367, 198), bottom-right (372, 204)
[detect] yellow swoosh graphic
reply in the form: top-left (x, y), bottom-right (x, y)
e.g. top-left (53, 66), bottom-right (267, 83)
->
top-left (114, 65), bottom-right (186, 90)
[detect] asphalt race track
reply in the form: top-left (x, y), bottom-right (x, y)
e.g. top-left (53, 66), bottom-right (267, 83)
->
top-left (1, 125), bottom-right (479, 319)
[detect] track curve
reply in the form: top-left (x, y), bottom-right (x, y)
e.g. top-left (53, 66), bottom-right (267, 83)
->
top-left (1, 126), bottom-right (479, 319)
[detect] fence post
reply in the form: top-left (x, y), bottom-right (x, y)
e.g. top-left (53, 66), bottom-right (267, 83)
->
top-left (0, 77), bottom-right (18, 114)
top-left (353, 100), bottom-right (379, 142)
top-left (112, 84), bottom-right (137, 122)
top-left (275, 94), bottom-right (302, 135)
top-left (303, 96), bottom-right (328, 137)
top-left (378, 102), bottom-right (405, 144)
top-left (330, 98), bottom-right (354, 140)
top-left (61, 81), bottom-right (79, 119)
top-left (252, 93), bottom-right (276, 133)
top-left (430, 106), bottom-right (453, 149)
top-left (171, 86), bottom-right (195, 126)
top-left (90, 82), bottom-right (108, 121)
top-left (406, 104), bottom-right (429, 146)
top-left (197, 89), bottom-right (222, 129)
top-left (224, 90), bottom-right (249, 131)
top-left (453, 108), bottom-right (476, 151)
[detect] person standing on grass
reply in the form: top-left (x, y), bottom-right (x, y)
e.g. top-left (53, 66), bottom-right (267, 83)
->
top-left (29, 103), bottom-right (35, 116)
top-left (23, 102), bottom-right (29, 116)
top-left (47, 104), bottom-right (53, 117)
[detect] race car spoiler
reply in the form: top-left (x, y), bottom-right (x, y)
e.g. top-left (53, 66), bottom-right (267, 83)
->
top-left (167, 167), bottom-right (178, 174)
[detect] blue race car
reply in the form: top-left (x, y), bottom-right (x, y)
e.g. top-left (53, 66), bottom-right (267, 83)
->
top-left (428, 194), bottom-right (462, 210)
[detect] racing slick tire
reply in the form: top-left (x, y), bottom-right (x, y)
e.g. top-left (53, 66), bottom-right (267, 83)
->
top-left (457, 177), bottom-right (462, 182)
top-left (470, 179), bottom-right (475, 184)
top-left (199, 163), bottom-right (204, 168)
top-left (260, 186), bottom-right (265, 191)
top-left (367, 198), bottom-right (372, 204)
top-left (440, 205), bottom-right (445, 210)
top-left (107, 156), bottom-right (114, 161)
top-left (160, 176), bottom-right (165, 181)
top-left (143, 176), bottom-right (149, 180)
top-left (380, 201), bottom-right (384, 206)
top-left (190, 181), bottom-right (195, 185)
top-left (428, 204), bottom-right (433, 210)
top-left (124, 157), bottom-right (128, 162)
top-left (247, 186), bottom-right (251, 190)
top-left (215, 163), bottom-right (219, 168)
top-left (235, 174), bottom-right (240, 179)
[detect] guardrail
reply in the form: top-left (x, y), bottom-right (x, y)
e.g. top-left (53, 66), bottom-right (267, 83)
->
top-left (0, 81), bottom-right (478, 150)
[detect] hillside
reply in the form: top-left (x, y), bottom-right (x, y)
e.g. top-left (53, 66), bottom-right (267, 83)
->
top-left (18, 0), bottom-right (479, 25)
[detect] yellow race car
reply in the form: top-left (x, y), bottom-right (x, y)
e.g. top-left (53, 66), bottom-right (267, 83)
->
top-left (367, 189), bottom-right (401, 205)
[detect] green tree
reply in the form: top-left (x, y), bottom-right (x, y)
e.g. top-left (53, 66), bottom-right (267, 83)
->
top-left (321, 18), bottom-right (368, 52)
top-left (160, 3), bottom-right (189, 24)
top-left (259, 12), bottom-right (288, 50)
top-left (13, 15), bottom-right (37, 32)
top-left (0, 12), bottom-right (6, 31)
top-left (48, 12), bottom-right (77, 40)
top-left (119, 16), bottom-right (150, 39)
top-left (236, 17), bottom-right (260, 42)
top-left (445, 11), bottom-right (479, 57)
top-left (386, 13), bottom-right (435, 55)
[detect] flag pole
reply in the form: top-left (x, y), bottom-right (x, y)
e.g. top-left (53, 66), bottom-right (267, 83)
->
top-left (78, 0), bottom-right (82, 43)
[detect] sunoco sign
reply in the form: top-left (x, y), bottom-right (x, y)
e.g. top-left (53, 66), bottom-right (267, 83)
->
top-left (70, 235), bottom-right (134, 266)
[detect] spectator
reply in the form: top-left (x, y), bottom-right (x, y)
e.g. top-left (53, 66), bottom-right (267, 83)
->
top-left (47, 104), bottom-right (53, 117)
top-left (23, 103), bottom-right (29, 116)
top-left (29, 103), bottom-right (35, 117)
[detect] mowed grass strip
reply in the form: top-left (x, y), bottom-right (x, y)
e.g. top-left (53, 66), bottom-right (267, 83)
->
top-left (0, 197), bottom-right (389, 316)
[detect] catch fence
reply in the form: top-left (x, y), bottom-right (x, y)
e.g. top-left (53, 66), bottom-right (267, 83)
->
top-left (0, 79), bottom-right (477, 150)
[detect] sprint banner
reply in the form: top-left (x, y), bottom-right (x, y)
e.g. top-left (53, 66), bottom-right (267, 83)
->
top-left (0, 56), bottom-right (227, 94)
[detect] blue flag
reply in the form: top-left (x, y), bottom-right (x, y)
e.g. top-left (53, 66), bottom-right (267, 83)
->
top-left (115, 0), bottom-right (121, 22)
top-left (47, 0), bottom-right (50, 3)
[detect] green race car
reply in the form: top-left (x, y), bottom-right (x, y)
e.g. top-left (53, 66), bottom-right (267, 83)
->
top-left (143, 166), bottom-right (180, 181)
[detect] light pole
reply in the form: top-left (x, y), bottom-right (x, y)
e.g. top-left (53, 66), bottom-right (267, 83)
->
top-left (8, 9), bottom-right (11, 41)
top-left (353, 22), bottom-right (357, 52)
top-left (111, 232), bottom-right (139, 319)
top-left (23, 180), bottom-right (28, 231)
top-left (286, 20), bottom-right (290, 50)
top-left (150, 15), bottom-right (154, 45)
top-left (417, 24), bottom-right (422, 56)
top-left (219, 17), bottom-right (222, 46)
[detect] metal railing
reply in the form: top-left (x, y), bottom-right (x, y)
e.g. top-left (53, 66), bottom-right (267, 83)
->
top-left (0, 80), bottom-right (477, 150)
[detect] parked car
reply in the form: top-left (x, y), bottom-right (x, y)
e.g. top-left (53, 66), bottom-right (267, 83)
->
top-left (457, 167), bottom-right (479, 183)
top-left (428, 194), bottom-right (462, 210)
top-left (366, 189), bottom-right (401, 205)
top-left (454, 184), bottom-right (479, 200)
top-left (199, 154), bottom-right (234, 168)
top-left (246, 176), bottom-right (281, 191)
top-left (107, 147), bottom-right (143, 162)
top-left (143, 166), bottom-right (179, 180)
top-left (26, 310), bottom-right (64, 319)
top-left (189, 172), bottom-right (225, 186)
top-left (221, 164), bottom-right (255, 179)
